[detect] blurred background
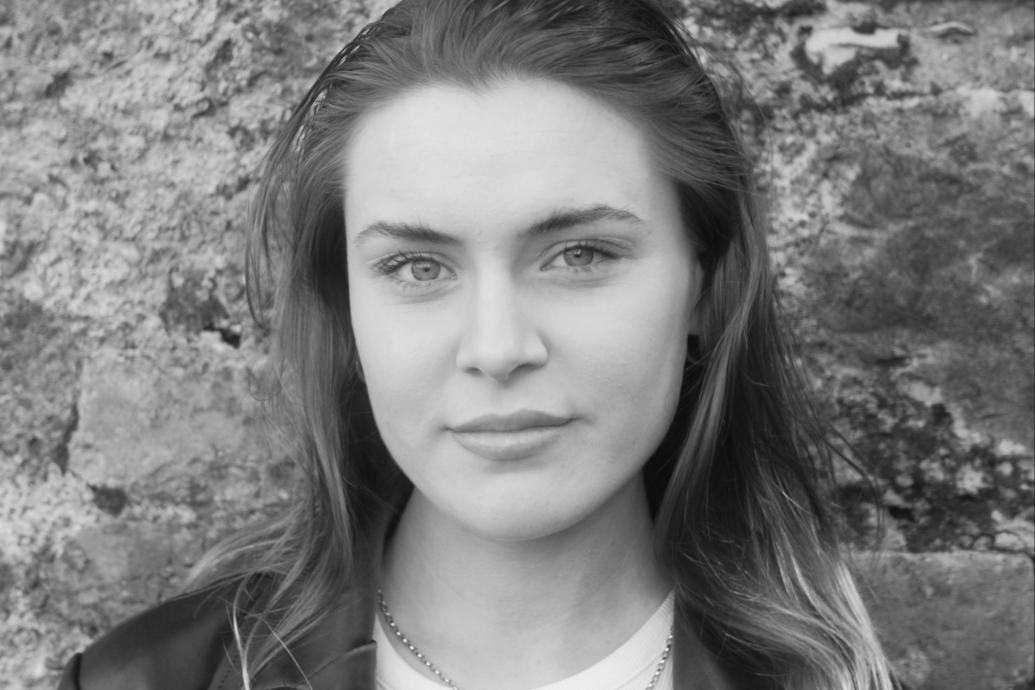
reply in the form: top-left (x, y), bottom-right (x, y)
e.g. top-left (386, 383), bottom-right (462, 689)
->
top-left (0, 0), bottom-right (1032, 687)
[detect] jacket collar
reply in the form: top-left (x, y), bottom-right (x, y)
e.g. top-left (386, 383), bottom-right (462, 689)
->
top-left (248, 522), bottom-right (387, 690)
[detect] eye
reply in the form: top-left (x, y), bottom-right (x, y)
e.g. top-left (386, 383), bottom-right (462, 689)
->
top-left (561, 246), bottom-right (596, 267)
top-left (409, 258), bottom-right (442, 281)
top-left (544, 241), bottom-right (617, 272)
top-left (372, 252), bottom-right (454, 288)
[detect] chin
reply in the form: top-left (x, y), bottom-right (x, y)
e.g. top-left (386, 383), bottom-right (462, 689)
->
top-left (478, 514), bottom-right (581, 543)
top-left (446, 488), bottom-right (627, 544)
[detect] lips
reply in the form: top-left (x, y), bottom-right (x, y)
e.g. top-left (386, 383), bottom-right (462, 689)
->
top-left (451, 410), bottom-right (570, 433)
top-left (449, 410), bottom-right (572, 461)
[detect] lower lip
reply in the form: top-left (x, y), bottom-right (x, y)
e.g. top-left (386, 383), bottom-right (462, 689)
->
top-left (451, 424), bottom-right (569, 462)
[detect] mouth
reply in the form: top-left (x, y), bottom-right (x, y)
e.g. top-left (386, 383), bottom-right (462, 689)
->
top-left (449, 411), bottom-right (572, 461)
top-left (451, 410), bottom-right (571, 433)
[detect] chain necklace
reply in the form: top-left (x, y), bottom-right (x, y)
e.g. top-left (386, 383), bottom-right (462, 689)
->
top-left (376, 589), bottom-right (675, 690)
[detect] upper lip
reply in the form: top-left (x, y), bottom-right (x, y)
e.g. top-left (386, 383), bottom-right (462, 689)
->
top-left (451, 410), bottom-right (571, 433)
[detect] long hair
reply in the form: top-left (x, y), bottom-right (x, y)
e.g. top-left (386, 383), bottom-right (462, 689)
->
top-left (191, 1), bottom-right (895, 687)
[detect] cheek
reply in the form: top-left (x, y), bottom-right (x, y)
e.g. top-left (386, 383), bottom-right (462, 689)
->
top-left (592, 325), bottom-right (686, 416)
top-left (545, 274), bottom-right (691, 442)
top-left (561, 273), bottom-right (691, 376)
top-left (348, 287), bottom-right (444, 429)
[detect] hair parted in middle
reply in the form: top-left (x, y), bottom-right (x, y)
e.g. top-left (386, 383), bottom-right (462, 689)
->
top-left (187, 1), bottom-right (899, 688)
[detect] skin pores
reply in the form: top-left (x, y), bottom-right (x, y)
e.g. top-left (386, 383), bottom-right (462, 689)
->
top-left (345, 78), bottom-right (701, 544)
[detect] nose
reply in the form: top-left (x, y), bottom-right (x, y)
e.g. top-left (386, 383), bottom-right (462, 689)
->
top-left (455, 276), bottom-right (548, 382)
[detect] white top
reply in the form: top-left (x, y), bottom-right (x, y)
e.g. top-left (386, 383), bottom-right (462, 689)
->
top-left (374, 591), bottom-right (675, 690)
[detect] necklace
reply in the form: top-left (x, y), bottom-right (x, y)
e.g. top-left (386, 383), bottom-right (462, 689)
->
top-left (376, 589), bottom-right (675, 690)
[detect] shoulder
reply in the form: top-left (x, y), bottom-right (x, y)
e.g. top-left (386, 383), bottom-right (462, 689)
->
top-left (57, 582), bottom-right (249, 690)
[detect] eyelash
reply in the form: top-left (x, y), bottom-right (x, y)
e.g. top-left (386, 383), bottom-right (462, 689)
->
top-left (370, 240), bottom-right (619, 288)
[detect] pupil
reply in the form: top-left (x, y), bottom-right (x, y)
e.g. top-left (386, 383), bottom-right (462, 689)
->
top-left (411, 259), bottom-right (440, 281)
top-left (564, 247), bottom-right (594, 267)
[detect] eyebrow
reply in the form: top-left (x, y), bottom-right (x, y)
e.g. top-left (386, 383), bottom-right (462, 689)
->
top-left (352, 204), bottom-right (643, 246)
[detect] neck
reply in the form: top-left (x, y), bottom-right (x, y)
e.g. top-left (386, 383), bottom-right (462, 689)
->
top-left (380, 478), bottom-right (670, 689)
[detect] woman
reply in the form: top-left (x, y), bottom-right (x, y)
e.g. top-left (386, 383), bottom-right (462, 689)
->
top-left (59, 1), bottom-right (896, 688)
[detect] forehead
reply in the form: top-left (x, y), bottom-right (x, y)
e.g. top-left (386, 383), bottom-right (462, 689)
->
top-left (342, 79), bottom-right (668, 235)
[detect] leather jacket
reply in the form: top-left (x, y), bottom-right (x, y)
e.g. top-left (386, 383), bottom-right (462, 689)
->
top-left (58, 489), bottom-right (744, 690)
top-left (57, 575), bottom-right (741, 690)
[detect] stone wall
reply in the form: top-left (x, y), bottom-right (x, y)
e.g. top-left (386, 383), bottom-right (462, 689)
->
top-left (1, 0), bottom-right (1031, 687)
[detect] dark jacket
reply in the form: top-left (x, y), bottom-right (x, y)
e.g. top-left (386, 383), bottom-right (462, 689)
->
top-left (58, 574), bottom-right (741, 690)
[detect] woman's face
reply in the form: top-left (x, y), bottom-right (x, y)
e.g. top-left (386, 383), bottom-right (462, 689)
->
top-left (345, 79), bottom-right (701, 542)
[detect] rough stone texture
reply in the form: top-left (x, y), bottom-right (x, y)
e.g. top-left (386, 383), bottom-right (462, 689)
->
top-left (0, 0), bottom-right (1032, 688)
top-left (72, 344), bottom-right (269, 490)
top-left (854, 552), bottom-right (1035, 690)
